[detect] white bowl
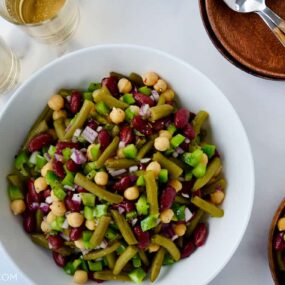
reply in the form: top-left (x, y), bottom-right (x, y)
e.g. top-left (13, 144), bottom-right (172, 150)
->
top-left (0, 45), bottom-right (254, 285)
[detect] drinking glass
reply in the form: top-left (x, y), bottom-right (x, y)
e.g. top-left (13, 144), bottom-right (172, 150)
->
top-left (0, 0), bottom-right (79, 45)
top-left (0, 37), bottom-right (20, 94)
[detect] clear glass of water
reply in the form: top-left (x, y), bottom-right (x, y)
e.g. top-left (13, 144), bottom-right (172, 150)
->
top-left (0, 0), bottom-right (79, 45)
top-left (0, 37), bottom-right (20, 94)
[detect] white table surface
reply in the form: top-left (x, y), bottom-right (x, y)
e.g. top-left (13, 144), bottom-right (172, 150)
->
top-left (0, 0), bottom-right (282, 284)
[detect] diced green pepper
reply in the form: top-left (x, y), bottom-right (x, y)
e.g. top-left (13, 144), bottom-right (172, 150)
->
top-left (96, 101), bottom-right (110, 116)
top-left (171, 134), bottom-right (185, 148)
top-left (122, 144), bottom-right (137, 159)
top-left (158, 169), bottom-right (168, 183)
top-left (202, 144), bottom-right (216, 159)
top-left (62, 172), bottom-right (74, 186)
top-left (125, 107), bottom-right (136, 122)
top-left (122, 93), bottom-right (136, 104)
top-left (14, 151), bottom-right (29, 176)
top-left (183, 149), bottom-right (203, 167)
top-left (62, 148), bottom-right (72, 161)
top-left (126, 211), bottom-right (138, 221)
top-left (29, 151), bottom-right (39, 165)
top-left (116, 244), bottom-right (127, 255)
top-left (48, 145), bottom-right (57, 158)
top-left (185, 170), bottom-right (193, 181)
top-left (132, 254), bottom-right (142, 268)
top-left (88, 260), bottom-right (103, 272)
top-left (138, 86), bottom-right (152, 96)
top-left (83, 91), bottom-right (93, 101)
top-left (51, 216), bottom-right (65, 231)
top-left (105, 227), bottom-right (119, 241)
top-left (192, 163), bottom-right (206, 178)
top-left (35, 155), bottom-right (47, 171)
top-left (94, 204), bottom-right (108, 218)
top-left (81, 193), bottom-right (96, 207)
top-left (136, 194), bottom-right (149, 216)
top-left (90, 144), bottom-right (101, 161)
top-left (8, 185), bottom-right (24, 201)
top-left (45, 170), bottom-right (60, 188)
top-left (82, 230), bottom-right (93, 242)
top-left (53, 187), bottom-right (67, 201)
top-left (64, 261), bottom-right (76, 275)
top-left (88, 82), bottom-right (101, 92)
top-left (86, 170), bottom-right (97, 180)
top-left (172, 204), bottom-right (186, 221)
top-left (167, 124), bottom-right (177, 135)
top-left (136, 176), bottom-right (145, 187)
top-left (84, 206), bottom-right (94, 220)
top-left (128, 268), bottom-right (146, 284)
top-left (73, 259), bottom-right (83, 270)
top-left (141, 215), bottom-right (159, 232)
top-left (163, 254), bottom-right (175, 265)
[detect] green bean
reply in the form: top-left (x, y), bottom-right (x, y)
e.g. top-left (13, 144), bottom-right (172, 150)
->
top-left (150, 247), bottom-right (166, 282)
top-left (7, 174), bottom-right (24, 191)
top-left (90, 216), bottom-right (111, 247)
top-left (185, 209), bottom-right (205, 238)
top-left (95, 136), bottom-right (120, 169)
top-left (64, 100), bottom-right (95, 140)
top-left (137, 138), bottom-right (156, 160)
top-left (105, 158), bottom-right (138, 169)
top-left (110, 71), bottom-right (127, 79)
top-left (53, 119), bottom-right (66, 140)
top-left (92, 113), bottom-right (109, 125)
top-left (74, 173), bottom-right (123, 204)
top-left (83, 241), bottom-right (121, 260)
top-left (153, 152), bottom-right (183, 178)
top-left (94, 271), bottom-right (131, 281)
top-left (193, 158), bottom-right (221, 191)
top-left (151, 235), bottom-right (180, 261)
top-left (111, 210), bottom-right (138, 245)
top-left (149, 104), bottom-right (174, 121)
top-left (138, 249), bottom-right (149, 266)
top-left (113, 245), bottom-right (138, 275)
top-left (58, 89), bottom-right (72, 97)
top-left (277, 251), bottom-right (285, 271)
top-left (169, 157), bottom-right (189, 171)
top-left (157, 95), bottom-right (165, 106)
top-left (134, 170), bottom-right (146, 176)
top-left (202, 178), bottom-right (226, 196)
top-left (93, 87), bottom-right (128, 109)
top-left (174, 196), bottom-right (191, 205)
top-left (106, 252), bottom-right (116, 269)
top-left (145, 171), bottom-right (159, 215)
top-left (129, 72), bottom-right (144, 87)
top-left (192, 111), bottom-right (209, 137)
top-left (191, 196), bottom-right (224, 217)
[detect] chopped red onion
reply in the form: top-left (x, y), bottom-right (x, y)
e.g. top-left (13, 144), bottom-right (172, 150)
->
top-left (131, 218), bottom-right (138, 226)
top-left (61, 218), bottom-right (69, 230)
top-left (39, 203), bottom-right (50, 213)
top-left (81, 249), bottom-right (92, 255)
top-left (150, 95), bottom-right (155, 101)
top-left (185, 138), bottom-right (190, 144)
top-left (48, 243), bottom-right (53, 249)
top-left (176, 147), bottom-right (184, 154)
top-left (64, 185), bottom-right (75, 191)
top-left (119, 141), bottom-right (126, 149)
top-left (139, 104), bottom-right (151, 119)
top-left (178, 177), bottom-right (185, 182)
top-left (129, 166), bottom-right (138, 173)
top-left (29, 151), bottom-right (39, 164)
top-left (140, 158), bottom-right (151, 163)
top-left (60, 232), bottom-right (70, 241)
top-left (181, 192), bottom-right (190, 198)
top-left (44, 153), bottom-right (51, 161)
top-left (72, 193), bottom-right (81, 203)
top-left (64, 211), bottom-right (71, 217)
top-left (96, 126), bottom-right (103, 132)
top-left (109, 169), bottom-right (127, 177)
top-left (80, 148), bottom-right (87, 153)
top-left (185, 208), bottom-right (193, 222)
top-left (66, 95), bottom-right (71, 102)
top-left (45, 196), bottom-right (53, 204)
top-left (100, 239), bottom-right (108, 249)
top-left (71, 149), bottom-right (87, 165)
top-left (118, 206), bottom-right (125, 214)
top-left (73, 128), bottom-right (82, 137)
top-left (31, 202), bottom-right (39, 210)
top-left (81, 126), bottom-right (98, 143)
top-left (172, 151), bottom-right (178, 158)
top-left (54, 153), bottom-right (64, 162)
top-left (171, 235), bottom-right (179, 241)
top-left (151, 90), bottom-right (160, 101)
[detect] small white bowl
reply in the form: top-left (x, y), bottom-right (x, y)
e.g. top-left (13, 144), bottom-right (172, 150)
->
top-left (0, 45), bottom-right (254, 285)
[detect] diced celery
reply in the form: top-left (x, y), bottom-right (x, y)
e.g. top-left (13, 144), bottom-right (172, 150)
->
top-left (48, 145), bottom-right (56, 158)
top-left (170, 134), bottom-right (185, 148)
top-left (136, 194), bottom-right (149, 216)
top-left (183, 149), bottom-right (203, 167)
top-left (81, 193), bottom-right (95, 207)
top-left (158, 169), bottom-right (168, 183)
top-left (90, 144), bottom-right (101, 161)
top-left (51, 216), bottom-right (65, 231)
top-left (141, 215), bottom-right (159, 232)
top-left (122, 144), bottom-right (137, 159)
top-left (14, 152), bottom-right (29, 176)
top-left (136, 176), bottom-right (145, 187)
top-left (167, 124), bottom-right (177, 135)
top-left (126, 211), bottom-right (138, 221)
top-left (88, 261), bottom-right (103, 272)
top-left (88, 82), bottom-right (101, 92)
top-left (122, 93), bottom-right (135, 104)
top-left (82, 230), bottom-right (93, 242)
top-left (84, 206), bottom-right (94, 220)
top-left (172, 204), bottom-right (186, 221)
top-left (192, 163), bottom-right (206, 178)
top-left (125, 107), bottom-right (136, 122)
top-left (64, 261), bottom-right (76, 275)
top-left (73, 259), bottom-right (83, 270)
top-left (53, 187), bottom-right (67, 200)
top-left (94, 204), bottom-right (108, 218)
top-left (128, 268), bottom-right (146, 283)
top-left (45, 170), bottom-right (60, 188)
top-left (62, 172), bottom-right (74, 186)
top-left (202, 144), bottom-right (216, 159)
top-left (8, 185), bottom-right (24, 201)
top-left (35, 155), bottom-right (47, 172)
top-left (138, 86), bottom-right (152, 96)
top-left (62, 148), bottom-right (72, 161)
top-left (132, 254), bottom-right (142, 268)
top-left (83, 91), bottom-right (93, 101)
top-left (96, 101), bottom-right (110, 116)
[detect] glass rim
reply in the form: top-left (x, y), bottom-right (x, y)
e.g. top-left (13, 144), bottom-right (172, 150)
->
top-left (1, 0), bottom-right (70, 27)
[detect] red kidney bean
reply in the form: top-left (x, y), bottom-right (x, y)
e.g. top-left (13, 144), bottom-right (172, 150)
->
top-left (194, 223), bottom-right (208, 247)
top-left (152, 117), bottom-right (172, 132)
top-left (48, 235), bottom-right (64, 250)
top-left (174, 108), bottom-right (190, 129)
top-left (160, 223), bottom-right (175, 239)
top-left (42, 188), bottom-right (52, 199)
top-left (76, 186), bottom-right (88, 193)
top-left (114, 200), bottom-right (135, 212)
top-left (69, 227), bottom-right (83, 241)
top-left (23, 213), bottom-right (36, 233)
top-left (160, 186), bottom-right (176, 210)
top-left (70, 91), bottom-right (82, 114)
top-left (139, 162), bottom-right (148, 170)
top-left (52, 251), bottom-right (67, 267)
top-left (120, 126), bottom-right (135, 145)
top-left (64, 196), bottom-right (81, 212)
top-left (113, 176), bottom-right (134, 192)
top-left (56, 142), bottom-right (80, 153)
top-left (132, 116), bottom-right (152, 136)
top-left (102, 76), bottom-right (119, 97)
top-left (180, 141), bottom-right (190, 152)
top-left (52, 160), bottom-right (65, 179)
top-left (27, 179), bottom-right (42, 203)
top-left (28, 132), bottom-right (53, 152)
top-left (274, 233), bottom-right (285, 251)
top-left (183, 123), bottom-right (195, 140)
top-left (98, 129), bottom-right (111, 151)
top-left (134, 92), bottom-right (155, 107)
top-left (181, 240), bottom-right (196, 258)
top-left (181, 181), bottom-right (194, 195)
top-left (133, 226), bottom-right (150, 249)
top-left (86, 119), bottom-right (98, 131)
top-left (66, 159), bottom-right (80, 172)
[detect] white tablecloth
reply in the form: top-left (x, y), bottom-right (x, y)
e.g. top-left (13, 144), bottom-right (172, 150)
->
top-left (0, 1), bottom-right (281, 284)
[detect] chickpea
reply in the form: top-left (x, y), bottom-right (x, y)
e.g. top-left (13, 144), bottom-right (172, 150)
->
top-left (41, 161), bottom-right (53, 177)
top-left (48, 94), bottom-right (64, 111)
top-left (10, 199), bottom-right (26, 215)
top-left (159, 130), bottom-right (172, 139)
top-left (278, 217), bottom-right (285, 231)
top-left (200, 153), bottom-right (208, 166)
top-left (94, 171), bottom-right (109, 186)
top-left (50, 201), bottom-right (66, 216)
top-left (154, 136), bottom-right (170, 152)
top-left (41, 220), bottom-right (51, 233)
top-left (85, 219), bottom-right (96, 231)
top-left (74, 239), bottom-right (85, 249)
top-left (67, 212), bottom-right (84, 228)
top-left (148, 243), bottom-right (160, 253)
top-left (174, 223), bottom-right (187, 236)
top-left (124, 186), bottom-right (140, 200)
top-left (110, 107), bottom-right (125, 124)
top-left (169, 179), bottom-right (182, 192)
top-left (130, 105), bottom-right (140, 115)
top-left (161, 89), bottom-right (175, 101)
top-left (154, 79), bottom-right (168, 93)
top-left (146, 161), bottom-right (161, 177)
top-left (53, 110), bottom-right (67, 121)
top-left (73, 270), bottom-right (88, 284)
top-left (34, 177), bottom-right (48, 193)
top-left (51, 190), bottom-right (60, 202)
top-left (142, 72), bottom-right (159, 86)
top-left (210, 191), bottom-right (225, 205)
top-left (118, 78), bottom-right (132, 93)
top-left (46, 212), bottom-right (57, 224)
top-left (160, 209), bottom-right (174, 223)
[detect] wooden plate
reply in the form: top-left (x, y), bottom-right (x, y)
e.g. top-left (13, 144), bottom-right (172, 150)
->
top-left (199, 0), bottom-right (285, 80)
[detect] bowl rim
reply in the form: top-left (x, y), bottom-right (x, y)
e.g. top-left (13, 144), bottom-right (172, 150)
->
top-left (0, 43), bottom-right (255, 285)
